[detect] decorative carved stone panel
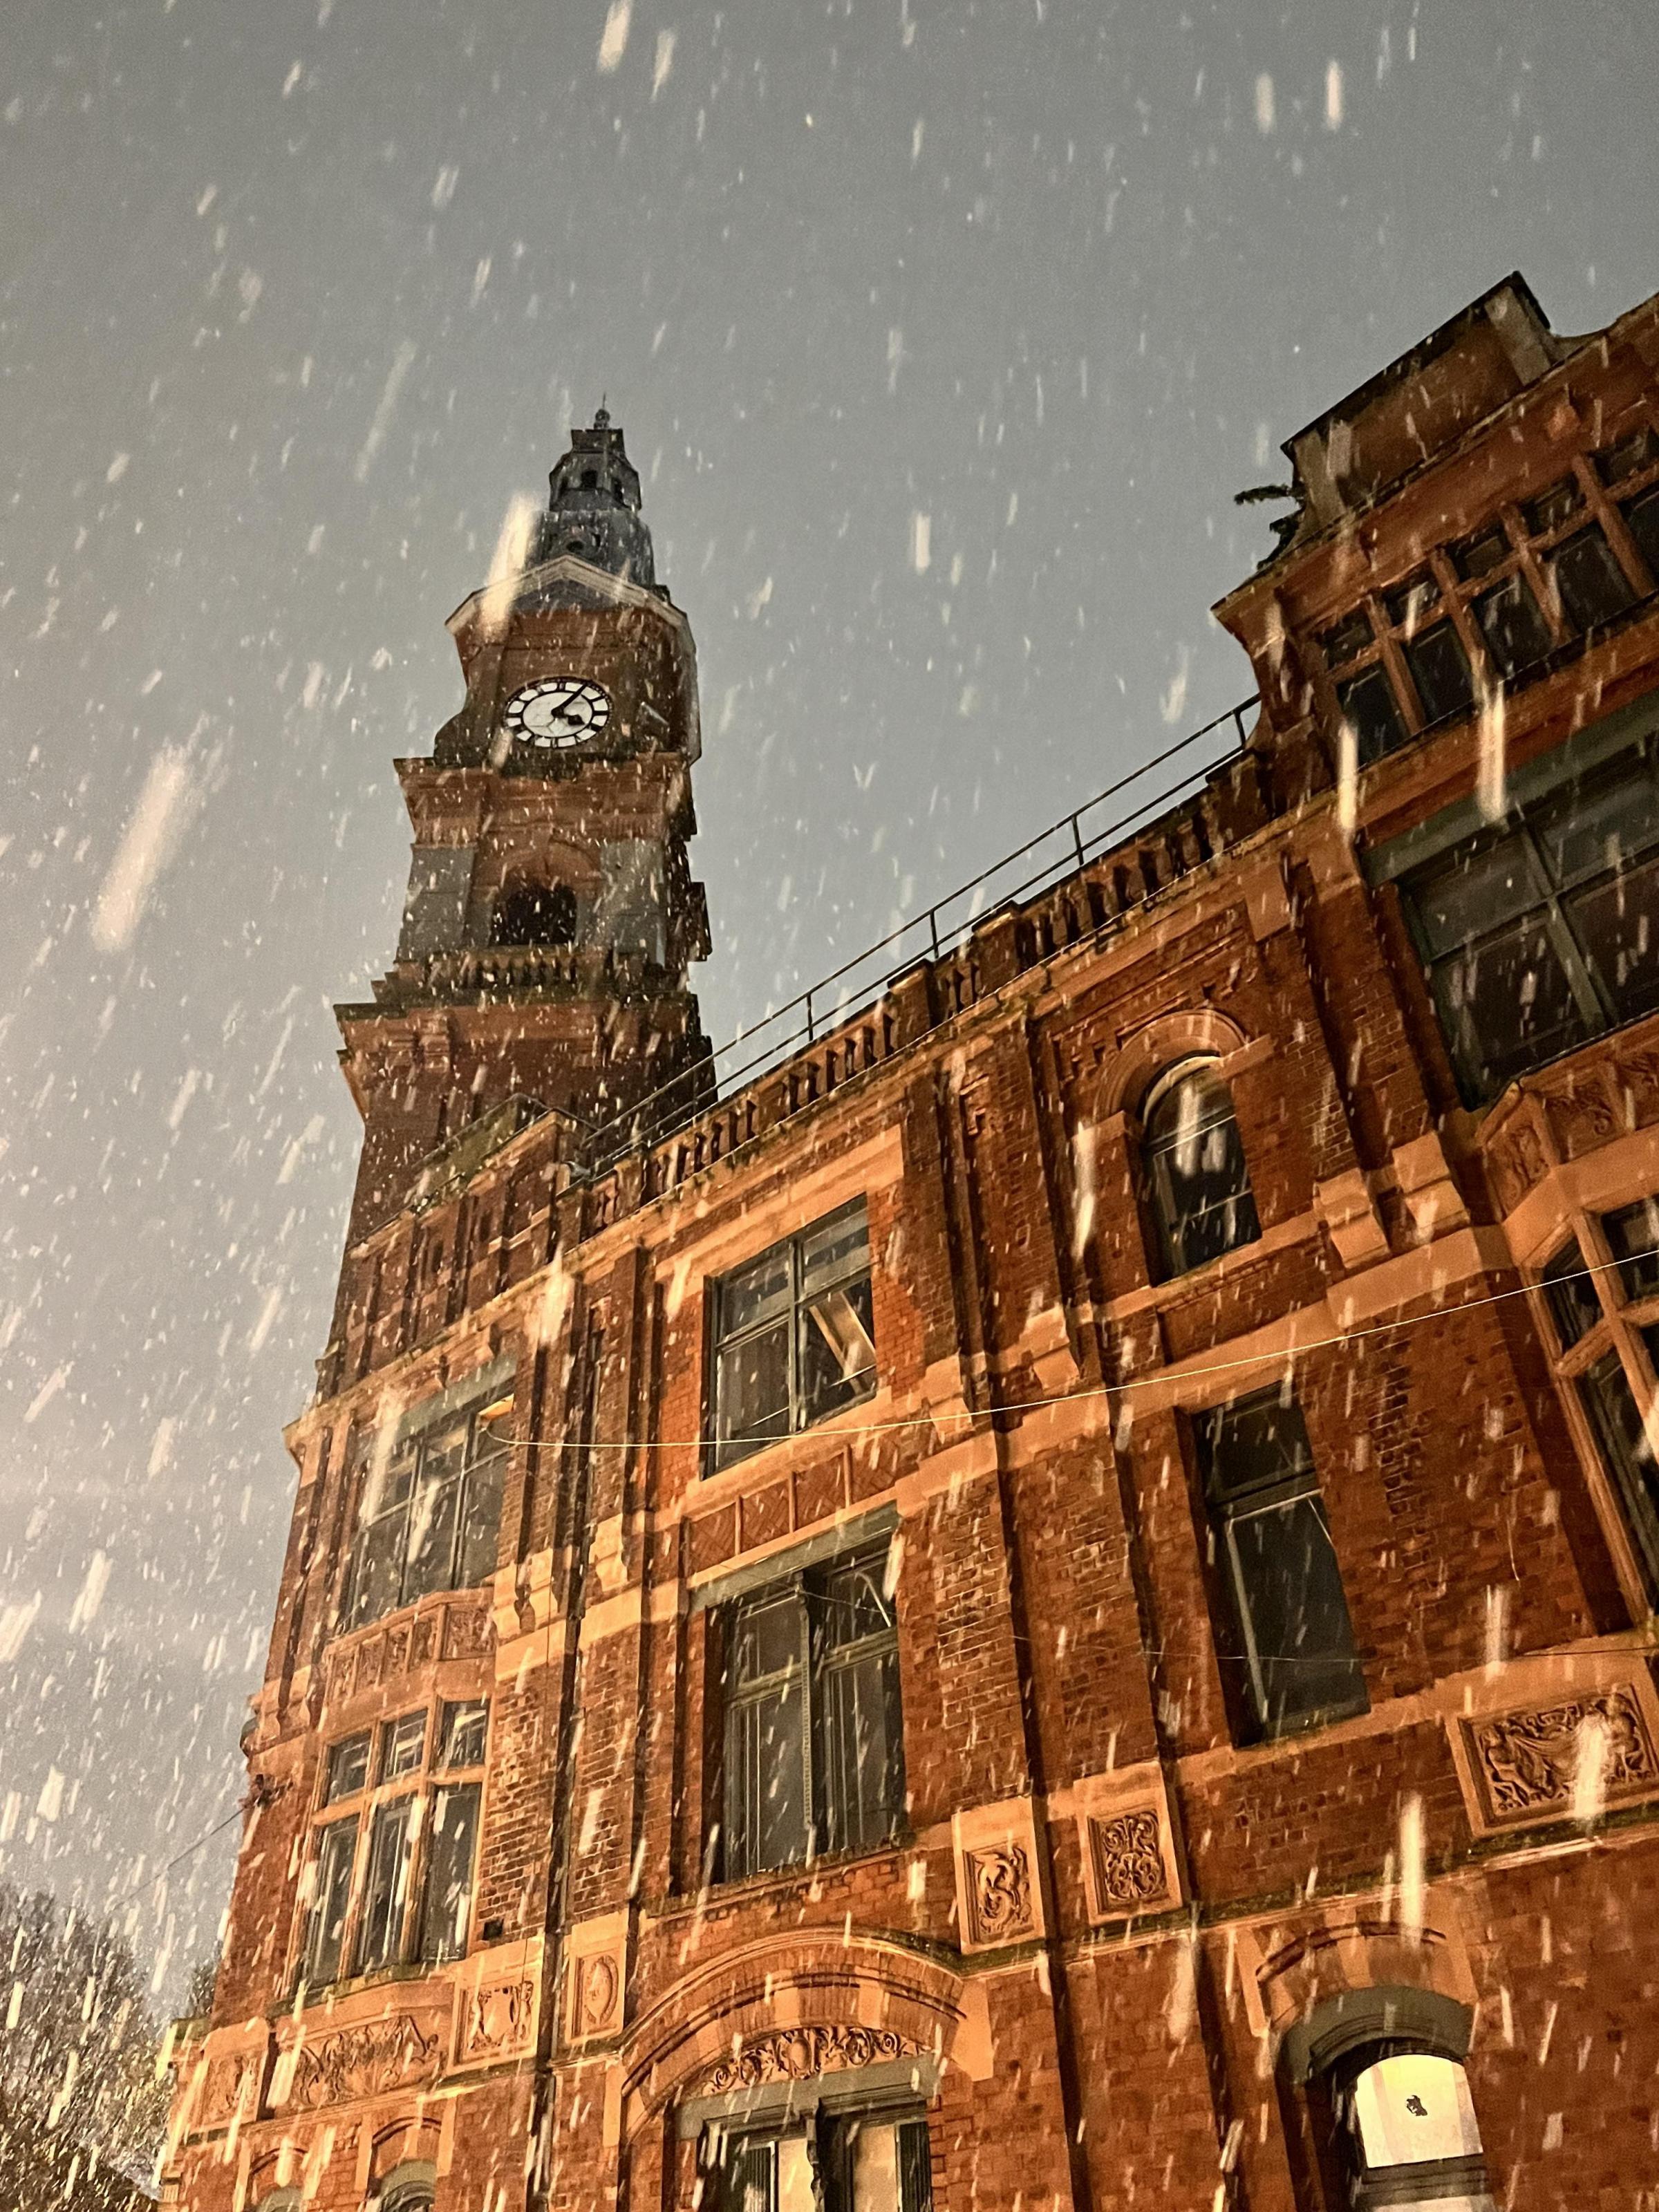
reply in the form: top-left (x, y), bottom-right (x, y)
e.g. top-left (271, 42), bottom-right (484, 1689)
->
top-left (1070, 1763), bottom-right (1183, 1925)
top-left (1088, 1809), bottom-right (1170, 1911)
top-left (450, 1934), bottom-right (543, 2073)
top-left (563, 1908), bottom-right (630, 2049)
top-left (462, 1975), bottom-right (536, 2063)
top-left (279, 2014), bottom-right (440, 2111)
top-left (701, 2025), bottom-right (915, 2095)
top-left (951, 1797), bottom-right (1046, 1954)
top-left (1460, 1684), bottom-right (1658, 1829)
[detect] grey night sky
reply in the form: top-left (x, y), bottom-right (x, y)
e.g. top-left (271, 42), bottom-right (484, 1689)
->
top-left (1, 0), bottom-right (1655, 1995)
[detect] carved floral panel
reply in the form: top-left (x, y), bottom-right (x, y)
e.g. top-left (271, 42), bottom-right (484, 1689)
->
top-left (1463, 1685), bottom-right (1658, 1827)
top-left (701, 2025), bottom-right (915, 2095)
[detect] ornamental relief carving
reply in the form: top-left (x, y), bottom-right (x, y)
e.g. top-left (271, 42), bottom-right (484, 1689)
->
top-left (1088, 1808), bottom-right (1170, 1911)
top-left (701, 2025), bottom-right (915, 2095)
top-left (196, 2052), bottom-right (259, 2130)
top-left (464, 1976), bottom-right (536, 2062)
top-left (1467, 1686), bottom-right (1658, 1824)
top-left (574, 1952), bottom-right (619, 2038)
top-left (964, 1843), bottom-right (1033, 1947)
top-left (283, 2014), bottom-right (439, 2110)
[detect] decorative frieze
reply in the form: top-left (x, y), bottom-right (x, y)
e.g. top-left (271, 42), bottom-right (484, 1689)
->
top-left (279, 2014), bottom-right (440, 2111)
top-left (701, 2025), bottom-right (915, 2094)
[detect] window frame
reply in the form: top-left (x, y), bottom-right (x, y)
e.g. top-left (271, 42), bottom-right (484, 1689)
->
top-left (1389, 729), bottom-right (1659, 1105)
top-left (1138, 1056), bottom-right (1262, 1282)
top-left (1312, 422), bottom-right (1659, 767)
top-left (707, 1200), bottom-right (877, 1474)
top-left (1191, 1387), bottom-right (1369, 1743)
top-left (706, 2106), bottom-right (932, 2212)
top-left (714, 1542), bottom-right (906, 1884)
top-left (294, 1696), bottom-right (491, 1995)
top-left (343, 1390), bottom-right (512, 1633)
top-left (1530, 1197), bottom-right (1659, 1615)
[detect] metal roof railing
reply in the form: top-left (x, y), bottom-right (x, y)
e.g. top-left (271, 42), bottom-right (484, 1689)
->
top-left (579, 694), bottom-right (1259, 1176)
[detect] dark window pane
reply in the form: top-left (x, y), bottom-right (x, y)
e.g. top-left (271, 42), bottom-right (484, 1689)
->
top-left (1145, 1064), bottom-right (1260, 1279)
top-left (1540, 1240), bottom-right (1601, 1351)
top-left (403, 1462), bottom-right (462, 1604)
top-left (815, 1644), bottom-right (903, 1855)
top-left (714, 1318), bottom-right (792, 1468)
top-left (1600, 427), bottom-right (1659, 485)
top-left (1473, 572), bottom-right (1555, 679)
top-left (724, 1676), bottom-right (807, 1877)
top-left (798, 1273), bottom-right (877, 1425)
top-left (720, 1244), bottom-right (794, 1335)
top-left (302, 1819), bottom-right (358, 1986)
top-left (439, 1699), bottom-right (489, 1770)
top-left (1405, 834), bottom-right (1545, 958)
top-left (1382, 572), bottom-right (1441, 630)
top-left (1522, 477), bottom-right (1584, 535)
top-left (1335, 666), bottom-right (1408, 766)
top-left (1450, 523), bottom-right (1511, 581)
top-left (1195, 1389), bottom-right (1314, 1502)
top-left (355, 1799), bottom-right (417, 1973)
top-left (348, 1510), bottom-right (408, 1631)
top-left (798, 1203), bottom-right (872, 1295)
top-left (1222, 1491), bottom-right (1368, 1737)
top-left (1603, 1198), bottom-right (1659, 1304)
top-left (381, 1711), bottom-right (426, 1782)
top-left (1564, 850), bottom-right (1659, 1024)
top-left (1427, 917), bottom-right (1592, 1103)
top-left (1580, 1351), bottom-right (1659, 1602)
top-left (734, 1591), bottom-right (805, 1685)
top-left (1620, 483), bottom-right (1659, 579)
top-left (816, 1553), bottom-right (897, 1649)
top-left (1318, 608), bottom-right (1375, 668)
top-left (1403, 621), bottom-right (1475, 724)
top-left (416, 1784), bottom-right (480, 1963)
top-left (1531, 756), bottom-right (1659, 887)
top-left (324, 1734), bottom-right (371, 1803)
top-left (456, 1429), bottom-right (506, 1587)
top-left (1550, 527), bottom-right (1638, 632)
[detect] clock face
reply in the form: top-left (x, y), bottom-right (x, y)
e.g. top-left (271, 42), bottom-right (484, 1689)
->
top-left (503, 677), bottom-right (612, 750)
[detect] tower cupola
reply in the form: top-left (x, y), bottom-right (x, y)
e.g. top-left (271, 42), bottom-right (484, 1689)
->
top-left (533, 406), bottom-right (657, 588)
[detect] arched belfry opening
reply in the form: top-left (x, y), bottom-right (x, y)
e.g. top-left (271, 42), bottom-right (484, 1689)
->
top-left (490, 876), bottom-right (578, 948)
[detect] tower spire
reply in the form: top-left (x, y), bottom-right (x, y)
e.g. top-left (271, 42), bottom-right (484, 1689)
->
top-left (533, 404), bottom-right (657, 587)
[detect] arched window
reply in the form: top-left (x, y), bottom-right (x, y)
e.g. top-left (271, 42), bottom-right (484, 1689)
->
top-left (490, 878), bottom-right (578, 948)
top-left (1141, 1057), bottom-right (1260, 1279)
top-left (254, 2193), bottom-right (301, 2212)
top-left (373, 2162), bottom-right (437, 2212)
top-left (1335, 2050), bottom-right (1492, 2209)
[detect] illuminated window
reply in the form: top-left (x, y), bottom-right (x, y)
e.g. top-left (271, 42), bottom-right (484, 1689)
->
top-left (710, 1202), bottom-right (876, 1471)
top-left (711, 2113), bottom-right (932, 2212)
top-left (1338, 2052), bottom-right (1492, 2209)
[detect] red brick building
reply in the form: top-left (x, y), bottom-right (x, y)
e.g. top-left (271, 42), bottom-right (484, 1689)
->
top-left (165, 279), bottom-right (1659, 2212)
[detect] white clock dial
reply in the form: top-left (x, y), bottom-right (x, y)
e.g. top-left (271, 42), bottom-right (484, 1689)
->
top-left (503, 677), bottom-right (612, 750)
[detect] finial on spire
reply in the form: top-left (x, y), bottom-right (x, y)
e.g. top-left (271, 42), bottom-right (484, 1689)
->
top-left (594, 400), bottom-right (610, 429)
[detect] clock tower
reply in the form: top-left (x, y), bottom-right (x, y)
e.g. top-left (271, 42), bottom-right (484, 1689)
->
top-left (335, 409), bottom-right (711, 1244)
